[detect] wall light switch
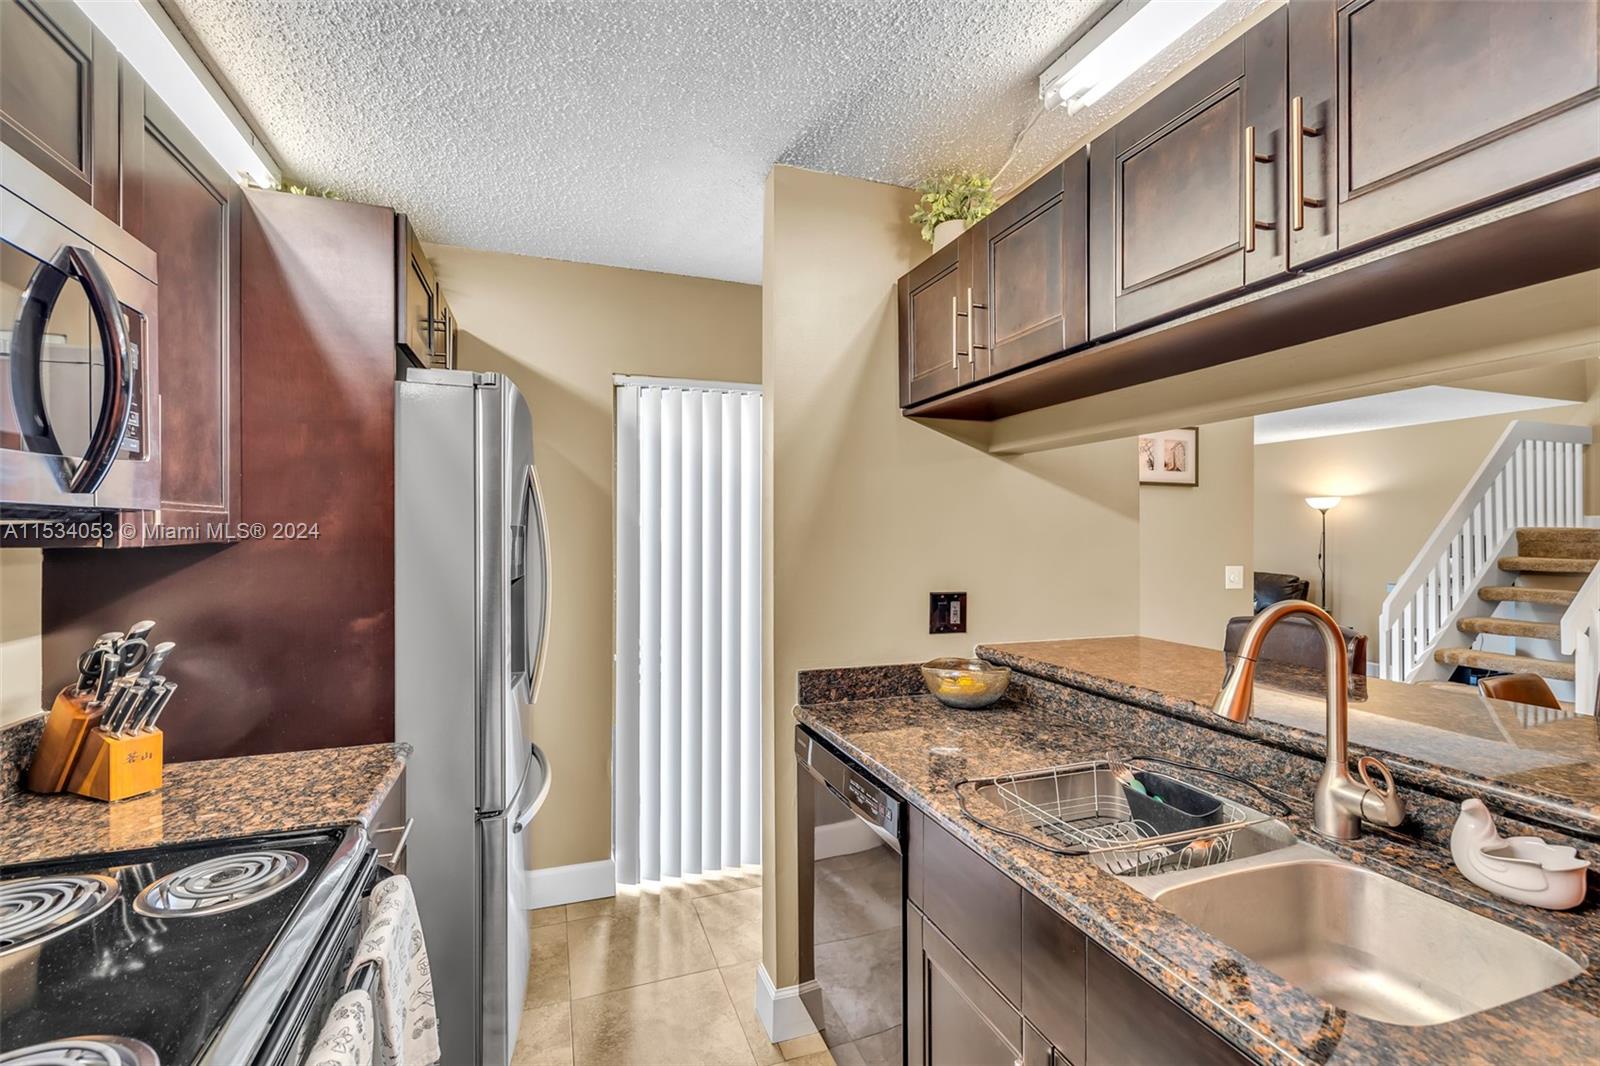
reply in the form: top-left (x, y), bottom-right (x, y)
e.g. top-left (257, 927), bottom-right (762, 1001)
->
top-left (1224, 565), bottom-right (1245, 590)
top-left (930, 592), bottom-right (968, 634)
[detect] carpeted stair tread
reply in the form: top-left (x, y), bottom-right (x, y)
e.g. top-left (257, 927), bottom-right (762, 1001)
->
top-left (1456, 616), bottom-right (1562, 640)
top-left (1497, 555), bottom-right (1597, 574)
top-left (1515, 527), bottom-right (1600, 560)
top-left (1479, 585), bottom-right (1576, 606)
top-left (1433, 646), bottom-right (1576, 680)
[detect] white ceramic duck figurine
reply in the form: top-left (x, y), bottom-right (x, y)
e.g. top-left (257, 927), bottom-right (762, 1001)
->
top-left (1450, 798), bottom-right (1590, 910)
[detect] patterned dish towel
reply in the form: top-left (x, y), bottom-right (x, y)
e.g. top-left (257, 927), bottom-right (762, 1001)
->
top-left (346, 875), bottom-right (442, 1066)
top-left (305, 989), bottom-right (374, 1066)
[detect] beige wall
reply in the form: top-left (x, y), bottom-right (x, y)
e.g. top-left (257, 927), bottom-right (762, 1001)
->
top-left (1, 550), bottom-right (43, 726)
top-left (1255, 388), bottom-right (1599, 656)
top-left (761, 165), bottom-right (1141, 985)
top-left (429, 245), bottom-right (762, 871)
top-left (1139, 419), bottom-right (1255, 649)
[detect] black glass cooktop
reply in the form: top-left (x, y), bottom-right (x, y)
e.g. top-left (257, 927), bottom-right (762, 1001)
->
top-left (0, 830), bottom-right (341, 1065)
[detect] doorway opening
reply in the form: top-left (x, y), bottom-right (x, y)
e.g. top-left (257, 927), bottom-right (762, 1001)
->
top-left (613, 376), bottom-right (763, 884)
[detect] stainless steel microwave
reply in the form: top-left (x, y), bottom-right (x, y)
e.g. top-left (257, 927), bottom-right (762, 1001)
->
top-left (2, 144), bottom-right (159, 527)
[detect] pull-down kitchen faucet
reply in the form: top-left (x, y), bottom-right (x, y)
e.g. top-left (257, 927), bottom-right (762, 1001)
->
top-left (1213, 599), bottom-right (1406, 840)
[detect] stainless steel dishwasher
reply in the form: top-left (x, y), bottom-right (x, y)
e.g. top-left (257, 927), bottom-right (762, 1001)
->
top-left (795, 725), bottom-right (906, 1065)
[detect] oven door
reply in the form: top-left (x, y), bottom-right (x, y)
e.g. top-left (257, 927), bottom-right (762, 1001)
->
top-left (796, 727), bottom-right (906, 1065)
top-left (2, 150), bottom-right (158, 523)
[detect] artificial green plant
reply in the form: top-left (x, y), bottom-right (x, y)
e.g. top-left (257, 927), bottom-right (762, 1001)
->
top-left (909, 171), bottom-right (997, 244)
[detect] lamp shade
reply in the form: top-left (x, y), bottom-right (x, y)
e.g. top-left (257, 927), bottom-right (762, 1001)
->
top-left (1305, 496), bottom-right (1342, 512)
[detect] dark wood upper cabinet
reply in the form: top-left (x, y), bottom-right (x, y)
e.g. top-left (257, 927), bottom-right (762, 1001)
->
top-left (1089, 7), bottom-right (1288, 339)
top-left (971, 149), bottom-right (1089, 381)
top-left (0, 0), bottom-right (119, 219)
top-left (1288, 0), bottom-right (1600, 266)
top-left (898, 236), bottom-right (970, 406)
top-left (120, 76), bottom-right (242, 541)
top-left (396, 214), bottom-right (454, 368)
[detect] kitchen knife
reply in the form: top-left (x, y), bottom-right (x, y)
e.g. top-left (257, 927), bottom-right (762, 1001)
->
top-left (127, 675), bottom-right (165, 732)
top-left (124, 620), bottom-right (156, 644)
top-left (94, 655), bottom-right (124, 705)
top-left (140, 641), bottom-right (175, 679)
top-left (118, 680), bottom-right (153, 735)
top-left (142, 683), bottom-right (177, 732)
top-left (101, 677), bottom-right (139, 733)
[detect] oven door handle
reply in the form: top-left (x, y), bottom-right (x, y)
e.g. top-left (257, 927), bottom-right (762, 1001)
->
top-left (9, 245), bottom-right (133, 495)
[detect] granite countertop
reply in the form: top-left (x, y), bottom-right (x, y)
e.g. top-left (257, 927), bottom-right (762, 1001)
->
top-left (0, 716), bottom-right (408, 867)
top-left (795, 658), bottom-right (1600, 1065)
top-left (980, 636), bottom-right (1600, 834)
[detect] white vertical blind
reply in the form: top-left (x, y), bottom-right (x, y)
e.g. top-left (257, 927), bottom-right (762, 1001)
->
top-left (615, 379), bottom-right (763, 884)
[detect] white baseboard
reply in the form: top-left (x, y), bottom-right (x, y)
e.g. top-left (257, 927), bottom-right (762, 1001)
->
top-left (754, 962), bottom-right (818, 1044)
top-left (523, 859), bottom-right (616, 910)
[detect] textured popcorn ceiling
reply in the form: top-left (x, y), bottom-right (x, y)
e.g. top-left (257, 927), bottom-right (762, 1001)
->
top-left (173, 0), bottom-right (1269, 283)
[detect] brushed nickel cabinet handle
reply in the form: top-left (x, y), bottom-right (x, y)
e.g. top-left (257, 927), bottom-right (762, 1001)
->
top-left (1290, 96), bottom-right (1326, 232)
top-left (966, 287), bottom-right (975, 371)
top-left (1244, 125), bottom-right (1277, 253)
top-left (950, 294), bottom-right (959, 372)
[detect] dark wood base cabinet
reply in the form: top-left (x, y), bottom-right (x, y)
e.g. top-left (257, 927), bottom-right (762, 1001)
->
top-left (907, 811), bottom-right (1244, 1066)
top-left (899, 0), bottom-right (1600, 422)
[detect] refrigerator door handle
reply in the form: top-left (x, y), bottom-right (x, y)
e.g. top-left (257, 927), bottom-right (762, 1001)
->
top-left (513, 742), bottom-right (551, 834)
top-left (526, 466), bottom-right (553, 704)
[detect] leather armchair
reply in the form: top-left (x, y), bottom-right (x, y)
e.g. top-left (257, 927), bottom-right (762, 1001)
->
top-left (1253, 571), bottom-right (1310, 613)
top-left (1224, 614), bottom-right (1368, 699)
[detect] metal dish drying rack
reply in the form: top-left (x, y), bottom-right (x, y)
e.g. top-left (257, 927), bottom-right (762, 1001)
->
top-left (954, 756), bottom-right (1291, 877)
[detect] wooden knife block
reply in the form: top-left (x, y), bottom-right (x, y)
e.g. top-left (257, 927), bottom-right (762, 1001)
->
top-left (26, 687), bottom-right (101, 794)
top-left (64, 728), bottom-right (164, 802)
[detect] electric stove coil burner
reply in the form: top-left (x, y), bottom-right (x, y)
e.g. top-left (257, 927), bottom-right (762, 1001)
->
top-left (133, 850), bottom-right (308, 917)
top-left (0, 1037), bottom-right (159, 1066)
top-left (0, 875), bottom-right (119, 955)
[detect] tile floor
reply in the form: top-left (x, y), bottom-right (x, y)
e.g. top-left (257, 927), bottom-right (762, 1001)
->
top-left (513, 870), bottom-right (836, 1066)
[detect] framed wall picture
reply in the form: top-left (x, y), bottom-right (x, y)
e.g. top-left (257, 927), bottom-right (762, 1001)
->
top-left (1138, 427), bottom-right (1199, 486)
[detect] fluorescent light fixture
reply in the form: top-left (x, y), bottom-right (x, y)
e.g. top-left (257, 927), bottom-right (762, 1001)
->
top-left (73, 0), bottom-right (277, 186)
top-left (1040, 0), bottom-right (1227, 114)
top-left (1305, 496), bottom-right (1342, 513)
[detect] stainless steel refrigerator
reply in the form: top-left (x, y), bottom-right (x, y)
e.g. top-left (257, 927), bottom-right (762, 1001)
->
top-left (395, 368), bottom-right (552, 1066)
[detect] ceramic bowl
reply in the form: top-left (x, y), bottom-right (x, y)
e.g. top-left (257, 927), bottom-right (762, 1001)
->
top-left (920, 657), bottom-right (1011, 709)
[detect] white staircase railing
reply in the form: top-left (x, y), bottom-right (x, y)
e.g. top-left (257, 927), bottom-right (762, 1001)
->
top-left (1560, 565), bottom-right (1600, 715)
top-left (1378, 420), bottom-right (1591, 682)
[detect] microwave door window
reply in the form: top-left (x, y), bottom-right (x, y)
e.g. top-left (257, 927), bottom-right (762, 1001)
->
top-left (2, 241), bottom-right (99, 463)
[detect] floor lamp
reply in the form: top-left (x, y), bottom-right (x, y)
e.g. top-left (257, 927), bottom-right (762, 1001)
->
top-left (1305, 497), bottom-right (1342, 609)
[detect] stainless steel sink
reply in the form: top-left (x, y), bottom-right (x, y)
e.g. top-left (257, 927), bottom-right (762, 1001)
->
top-left (1151, 854), bottom-right (1584, 1026)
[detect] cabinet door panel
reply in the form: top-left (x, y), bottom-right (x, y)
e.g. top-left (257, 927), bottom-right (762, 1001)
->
top-left (979, 150), bottom-right (1089, 379)
top-left (899, 242), bottom-right (964, 406)
top-left (0, 0), bottom-right (118, 215)
top-left (1085, 944), bottom-right (1245, 1066)
top-left (922, 916), bottom-right (1022, 1066)
top-left (920, 815), bottom-right (1022, 1005)
top-left (123, 79), bottom-right (242, 539)
top-left (1289, 0), bottom-right (1600, 263)
top-left (1121, 91), bottom-right (1242, 290)
top-left (1022, 894), bottom-right (1086, 1066)
top-left (396, 214), bottom-right (438, 367)
top-left (1089, 10), bottom-right (1287, 338)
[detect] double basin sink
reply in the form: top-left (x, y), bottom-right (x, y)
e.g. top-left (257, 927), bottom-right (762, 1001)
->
top-left (1116, 782), bottom-right (1584, 1027)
